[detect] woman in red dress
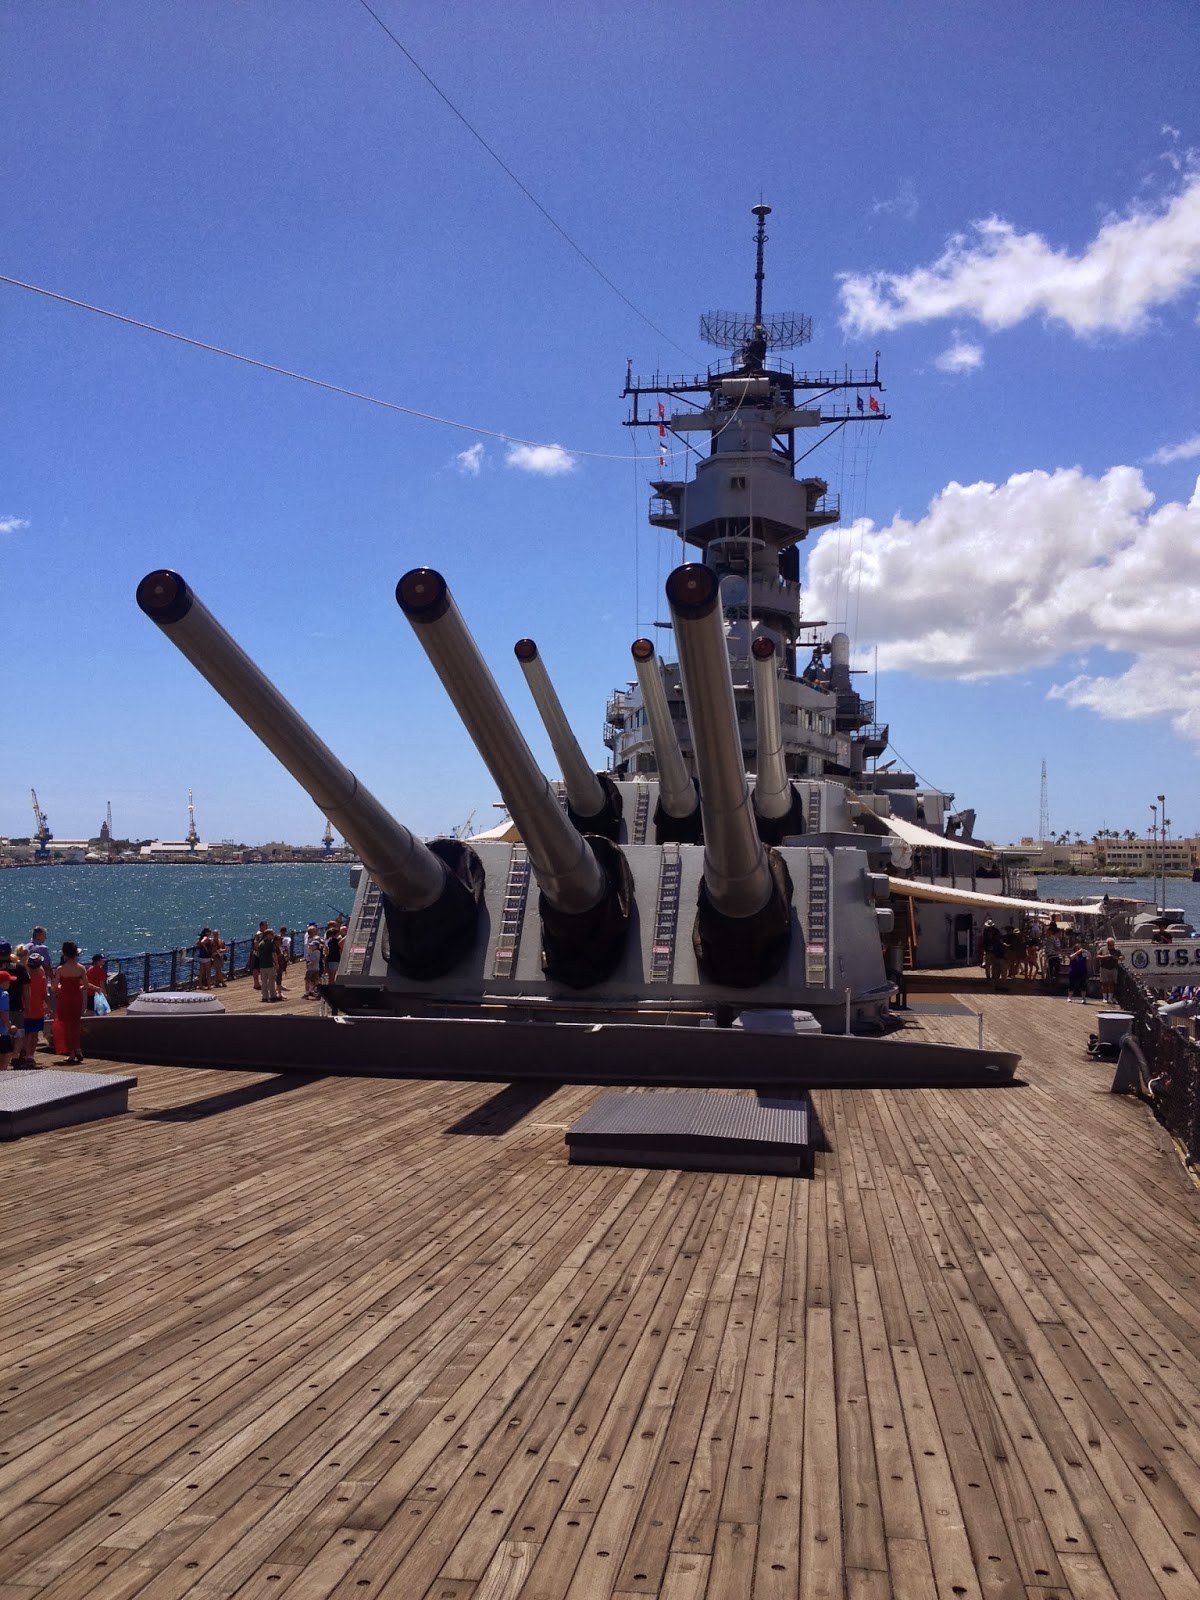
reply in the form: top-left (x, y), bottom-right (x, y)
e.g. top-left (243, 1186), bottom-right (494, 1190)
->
top-left (52, 941), bottom-right (88, 1064)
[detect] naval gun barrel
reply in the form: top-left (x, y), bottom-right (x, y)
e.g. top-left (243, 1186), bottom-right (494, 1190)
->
top-left (398, 569), bottom-right (632, 986)
top-left (137, 570), bottom-right (484, 977)
top-left (750, 637), bottom-right (790, 820)
top-left (514, 639), bottom-right (623, 841)
top-left (137, 570), bottom-right (442, 907)
top-left (630, 640), bottom-right (695, 818)
top-left (750, 636), bottom-right (805, 842)
top-left (666, 563), bottom-right (792, 986)
top-left (666, 565), bottom-right (773, 918)
top-left (631, 638), bottom-right (702, 843)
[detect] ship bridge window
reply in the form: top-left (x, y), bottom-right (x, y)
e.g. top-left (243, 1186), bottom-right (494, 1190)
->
top-left (730, 475), bottom-right (746, 490)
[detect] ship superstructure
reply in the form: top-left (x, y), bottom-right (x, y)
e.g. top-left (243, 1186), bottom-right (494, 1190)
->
top-left (610, 204), bottom-right (890, 789)
top-left (608, 206), bottom-right (1003, 961)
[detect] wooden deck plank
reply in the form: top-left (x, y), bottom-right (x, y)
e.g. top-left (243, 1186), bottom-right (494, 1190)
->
top-left (3, 980), bottom-right (1200, 1599)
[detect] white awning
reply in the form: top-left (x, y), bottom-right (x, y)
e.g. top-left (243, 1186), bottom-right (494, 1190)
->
top-left (887, 878), bottom-right (1106, 918)
top-left (877, 813), bottom-right (994, 856)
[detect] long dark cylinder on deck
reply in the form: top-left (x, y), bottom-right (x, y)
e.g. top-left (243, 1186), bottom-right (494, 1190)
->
top-left (515, 640), bottom-right (622, 842)
top-left (631, 639), bottom-right (698, 821)
top-left (666, 565), bottom-right (793, 987)
top-left (397, 570), bottom-right (607, 918)
top-left (750, 637), bottom-right (790, 820)
top-left (136, 569), bottom-right (448, 911)
top-left (666, 565), bottom-right (773, 918)
top-left (750, 636), bottom-right (805, 845)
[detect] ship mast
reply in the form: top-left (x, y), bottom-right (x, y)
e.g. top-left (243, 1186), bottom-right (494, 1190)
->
top-left (615, 204), bottom-right (889, 783)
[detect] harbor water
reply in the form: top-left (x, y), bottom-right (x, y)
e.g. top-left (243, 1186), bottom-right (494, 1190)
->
top-left (3, 868), bottom-right (1197, 966)
top-left (0, 862), bottom-right (354, 959)
top-left (1036, 874), bottom-right (1200, 927)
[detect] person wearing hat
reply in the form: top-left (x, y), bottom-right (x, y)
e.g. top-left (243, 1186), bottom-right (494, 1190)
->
top-left (86, 954), bottom-right (108, 1012)
top-left (303, 924), bottom-right (324, 999)
top-left (324, 921), bottom-right (342, 983)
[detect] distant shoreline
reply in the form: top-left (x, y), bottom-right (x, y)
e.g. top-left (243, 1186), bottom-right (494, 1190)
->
top-left (0, 857), bottom-right (355, 869)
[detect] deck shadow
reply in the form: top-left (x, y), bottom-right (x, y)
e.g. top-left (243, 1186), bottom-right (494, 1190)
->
top-left (140, 1072), bottom-right (323, 1122)
top-left (446, 1081), bottom-right (563, 1136)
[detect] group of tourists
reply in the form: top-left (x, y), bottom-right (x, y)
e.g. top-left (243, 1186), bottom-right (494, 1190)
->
top-left (195, 918), bottom-right (345, 1002)
top-left (0, 926), bottom-right (107, 1068)
top-left (978, 916), bottom-right (1125, 1004)
top-left (191, 918), bottom-right (345, 1002)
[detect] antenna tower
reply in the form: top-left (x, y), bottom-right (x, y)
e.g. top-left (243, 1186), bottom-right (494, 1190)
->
top-left (1038, 759), bottom-right (1049, 843)
top-left (699, 204), bottom-right (812, 370)
top-left (186, 788), bottom-right (199, 850)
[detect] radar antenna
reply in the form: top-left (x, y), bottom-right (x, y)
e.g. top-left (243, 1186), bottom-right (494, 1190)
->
top-left (699, 204), bottom-right (812, 371)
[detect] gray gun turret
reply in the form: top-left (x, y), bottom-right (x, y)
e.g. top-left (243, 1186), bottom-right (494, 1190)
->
top-left (630, 638), bottom-right (701, 844)
top-left (135, 570), bottom-right (482, 978)
top-left (665, 564), bottom-right (792, 986)
top-left (397, 569), bottom-right (631, 987)
top-left (750, 636), bottom-right (805, 844)
top-left (514, 639), bottom-right (623, 842)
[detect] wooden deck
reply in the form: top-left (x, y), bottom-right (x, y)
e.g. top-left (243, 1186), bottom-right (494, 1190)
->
top-left (2, 972), bottom-right (1199, 1599)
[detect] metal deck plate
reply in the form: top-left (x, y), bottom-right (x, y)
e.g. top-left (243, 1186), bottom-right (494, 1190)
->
top-left (565, 1089), bottom-right (815, 1176)
top-left (0, 1069), bottom-right (138, 1140)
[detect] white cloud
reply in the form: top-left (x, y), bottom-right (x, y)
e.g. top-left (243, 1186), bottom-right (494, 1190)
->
top-left (871, 180), bottom-right (918, 221)
top-left (0, 516), bottom-right (29, 534)
top-left (1049, 656), bottom-right (1200, 743)
top-left (933, 338), bottom-right (983, 374)
top-left (1147, 433), bottom-right (1200, 466)
top-left (804, 466), bottom-right (1200, 740)
top-left (838, 172), bottom-right (1200, 337)
top-left (504, 442), bottom-right (576, 475)
top-left (455, 442), bottom-right (485, 476)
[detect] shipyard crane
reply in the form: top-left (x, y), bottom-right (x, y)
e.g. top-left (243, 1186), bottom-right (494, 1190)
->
top-left (30, 788), bottom-right (52, 860)
top-left (322, 817), bottom-right (335, 856)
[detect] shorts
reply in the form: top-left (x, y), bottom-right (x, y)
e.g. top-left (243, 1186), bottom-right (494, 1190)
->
top-left (0, 1033), bottom-right (12, 1056)
top-left (24, 1017), bottom-right (44, 1035)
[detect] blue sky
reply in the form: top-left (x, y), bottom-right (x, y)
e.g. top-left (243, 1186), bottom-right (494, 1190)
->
top-left (4, 0), bottom-right (1199, 848)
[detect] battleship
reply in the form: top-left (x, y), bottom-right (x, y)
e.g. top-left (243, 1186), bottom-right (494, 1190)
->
top-left (85, 205), bottom-right (1031, 1087)
top-left (10, 207), bottom-right (1200, 1600)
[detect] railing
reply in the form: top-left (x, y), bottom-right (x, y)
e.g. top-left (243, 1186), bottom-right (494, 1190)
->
top-left (1116, 966), bottom-right (1200, 1164)
top-left (104, 925), bottom-right (309, 1002)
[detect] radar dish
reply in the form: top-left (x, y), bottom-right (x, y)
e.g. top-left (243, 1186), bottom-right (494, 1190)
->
top-left (700, 311), bottom-right (812, 351)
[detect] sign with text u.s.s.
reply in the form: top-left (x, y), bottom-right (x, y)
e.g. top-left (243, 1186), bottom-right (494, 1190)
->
top-left (1118, 941), bottom-right (1200, 983)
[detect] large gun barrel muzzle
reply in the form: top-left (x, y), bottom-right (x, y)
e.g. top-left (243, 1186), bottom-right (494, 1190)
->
top-left (665, 564), bottom-right (792, 986)
top-left (136, 570), bottom-right (483, 977)
top-left (398, 569), bottom-right (631, 987)
top-left (750, 636), bottom-right (805, 843)
top-left (514, 639), bottom-right (623, 842)
top-left (631, 639), bottom-right (701, 843)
